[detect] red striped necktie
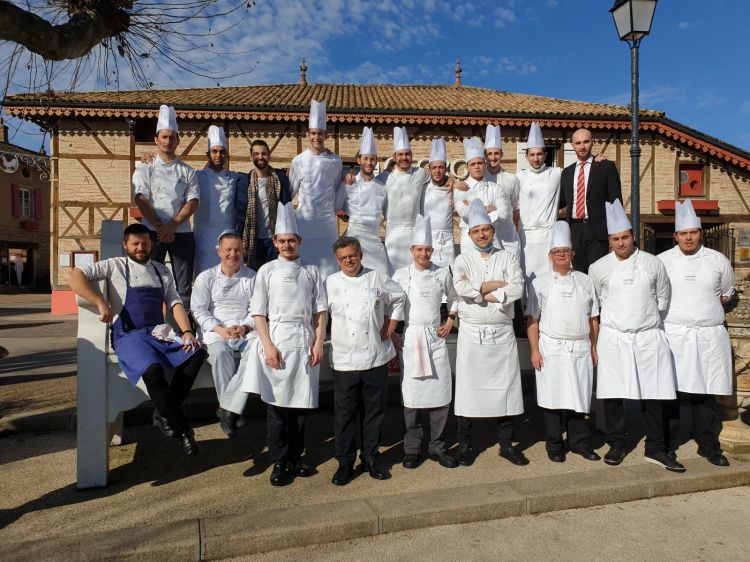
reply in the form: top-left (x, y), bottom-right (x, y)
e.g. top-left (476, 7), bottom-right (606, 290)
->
top-left (576, 161), bottom-right (586, 219)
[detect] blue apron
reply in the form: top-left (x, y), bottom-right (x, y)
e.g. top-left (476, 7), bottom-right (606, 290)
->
top-left (111, 261), bottom-right (197, 386)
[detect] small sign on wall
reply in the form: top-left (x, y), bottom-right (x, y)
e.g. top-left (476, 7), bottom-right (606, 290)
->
top-left (739, 230), bottom-right (750, 247)
top-left (740, 248), bottom-right (750, 262)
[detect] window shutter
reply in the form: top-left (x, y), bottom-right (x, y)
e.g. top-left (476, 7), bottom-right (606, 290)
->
top-left (34, 188), bottom-right (43, 220)
top-left (11, 184), bottom-right (21, 217)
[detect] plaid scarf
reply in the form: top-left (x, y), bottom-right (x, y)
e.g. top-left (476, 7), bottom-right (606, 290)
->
top-left (242, 168), bottom-right (281, 264)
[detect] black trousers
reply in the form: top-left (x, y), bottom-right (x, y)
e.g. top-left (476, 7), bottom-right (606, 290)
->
top-left (333, 364), bottom-right (389, 463)
top-left (542, 408), bottom-right (590, 454)
top-left (570, 220), bottom-right (608, 273)
top-left (604, 398), bottom-right (676, 456)
top-left (668, 392), bottom-right (723, 455)
top-left (150, 231), bottom-right (196, 308)
top-left (142, 349), bottom-right (206, 432)
top-left (266, 404), bottom-right (308, 463)
top-left (456, 416), bottom-right (514, 447)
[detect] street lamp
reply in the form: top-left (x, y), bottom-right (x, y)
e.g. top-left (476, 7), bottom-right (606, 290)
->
top-left (610, 0), bottom-right (657, 244)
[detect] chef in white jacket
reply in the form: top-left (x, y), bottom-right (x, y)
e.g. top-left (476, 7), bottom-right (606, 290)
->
top-left (288, 100), bottom-right (344, 279)
top-left (383, 127), bottom-right (430, 273)
top-left (341, 127), bottom-right (388, 275)
top-left (194, 126), bottom-right (243, 275)
top-left (452, 199), bottom-right (528, 467)
top-left (659, 199), bottom-right (734, 467)
top-left (420, 138), bottom-right (456, 268)
top-left (484, 124), bottom-right (521, 257)
top-left (393, 215), bottom-right (459, 470)
top-left (191, 231), bottom-right (256, 438)
top-left (241, 202), bottom-right (327, 487)
top-left (526, 221), bottom-right (601, 463)
top-left (589, 200), bottom-right (684, 472)
top-left (454, 137), bottom-right (512, 254)
top-left (326, 236), bottom-right (405, 486)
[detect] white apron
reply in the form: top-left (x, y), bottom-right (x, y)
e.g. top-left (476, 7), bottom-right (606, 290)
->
top-left (431, 230), bottom-right (456, 269)
top-left (202, 268), bottom-right (254, 347)
top-left (400, 266), bottom-right (452, 409)
top-left (385, 171), bottom-right (424, 274)
top-left (297, 210), bottom-right (338, 280)
top-left (520, 226), bottom-right (552, 286)
top-left (455, 322), bottom-right (523, 417)
top-left (345, 221), bottom-right (388, 276)
top-left (664, 257), bottom-right (732, 395)
top-left (194, 171), bottom-right (237, 275)
top-left (536, 276), bottom-right (592, 413)
top-left (596, 262), bottom-right (676, 400)
top-left (241, 264), bottom-right (319, 408)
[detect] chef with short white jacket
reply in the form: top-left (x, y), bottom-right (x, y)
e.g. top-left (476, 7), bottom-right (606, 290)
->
top-left (589, 199), bottom-right (684, 472)
top-left (658, 199), bottom-right (734, 467)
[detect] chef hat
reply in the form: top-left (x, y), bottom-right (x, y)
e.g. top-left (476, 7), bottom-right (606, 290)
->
top-left (274, 202), bottom-right (299, 236)
top-left (393, 127), bottom-right (411, 152)
top-left (411, 214), bottom-right (433, 248)
top-left (526, 122), bottom-right (545, 150)
top-left (549, 221), bottom-right (572, 251)
top-left (484, 124), bottom-right (502, 150)
top-left (207, 125), bottom-right (227, 150)
top-left (358, 126), bottom-right (377, 157)
top-left (216, 228), bottom-right (240, 247)
top-left (605, 199), bottom-right (632, 235)
top-left (463, 137), bottom-right (484, 162)
top-left (675, 199), bottom-right (701, 232)
top-left (430, 138), bottom-right (447, 163)
top-left (156, 105), bottom-right (178, 134)
top-left (309, 99), bottom-right (327, 131)
top-left (468, 198), bottom-right (493, 230)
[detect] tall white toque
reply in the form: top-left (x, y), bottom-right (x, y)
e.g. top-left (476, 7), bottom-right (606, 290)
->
top-left (359, 126), bottom-right (377, 157)
top-left (207, 125), bottom-right (227, 150)
top-left (468, 198), bottom-right (492, 230)
top-left (526, 122), bottom-right (545, 150)
top-left (605, 199), bottom-right (632, 235)
top-left (156, 105), bottom-right (178, 134)
top-left (484, 124), bottom-right (502, 150)
top-left (430, 138), bottom-right (447, 163)
top-left (411, 214), bottom-right (433, 247)
top-left (463, 137), bottom-right (485, 162)
top-left (549, 220), bottom-right (573, 251)
top-left (393, 126), bottom-right (411, 152)
top-left (309, 99), bottom-right (327, 131)
top-left (274, 202), bottom-right (300, 236)
top-left (675, 199), bottom-right (702, 232)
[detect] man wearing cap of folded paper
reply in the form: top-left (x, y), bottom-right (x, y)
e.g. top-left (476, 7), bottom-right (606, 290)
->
top-left (193, 125), bottom-right (244, 275)
top-left (240, 202), bottom-right (328, 487)
top-left (289, 99), bottom-right (344, 279)
top-left (393, 214), bottom-right (459, 470)
top-left (452, 199), bottom-right (528, 467)
top-left (484, 125), bottom-right (521, 245)
top-left (526, 221), bottom-right (601, 463)
top-left (589, 200), bottom-right (684, 472)
top-left (658, 199), bottom-right (734, 467)
top-left (341, 127), bottom-right (388, 275)
top-left (133, 105), bottom-right (200, 308)
top-left (420, 138), bottom-right (456, 269)
top-left (191, 230), bottom-right (257, 439)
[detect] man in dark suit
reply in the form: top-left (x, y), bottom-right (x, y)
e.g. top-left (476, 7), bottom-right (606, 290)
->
top-left (560, 128), bottom-right (622, 273)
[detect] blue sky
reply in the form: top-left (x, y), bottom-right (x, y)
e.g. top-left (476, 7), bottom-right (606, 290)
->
top-left (3, 0), bottom-right (749, 154)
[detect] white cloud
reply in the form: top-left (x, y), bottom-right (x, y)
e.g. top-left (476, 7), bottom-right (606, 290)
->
top-left (678, 21), bottom-right (696, 30)
top-left (494, 7), bottom-right (517, 28)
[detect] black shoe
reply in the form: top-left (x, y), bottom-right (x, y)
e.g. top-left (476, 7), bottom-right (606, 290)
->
top-left (217, 407), bottom-right (237, 438)
top-left (270, 461), bottom-right (291, 486)
top-left (499, 444), bottom-right (530, 466)
top-left (698, 449), bottom-right (730, 467)
top-left (179, 430), bottom-right (198, 456)
top-left (644, 451), bottom-right (687, 473)
top-left (455, 444), bottom-right (474, 467)
top-left (570, 448), bottom-right (601, 462)
top-left (291, 460), bottom-right (313, 477)
top-left (361, 459), bottom-right (390, 480)
top-left (603, 446), bottom-right (626, 466)
top-left (332, 462), bottom-right (355, 486)
top-left (402, 453), bottom-right (420, 469)
top-left (153, 410), bottom-right (177, 438)
top-left (431, 452), bottom-right (459, 469)
top-left (547, 451), bottom-right (566, 463)
top-left (235, 416), bottom-right (248, 429)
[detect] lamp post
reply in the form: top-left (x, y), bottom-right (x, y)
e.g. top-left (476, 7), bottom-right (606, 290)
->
top-left (610, 0), bottom-right (657, 244)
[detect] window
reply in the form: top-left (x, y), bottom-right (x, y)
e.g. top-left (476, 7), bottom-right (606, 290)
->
top-left (516, 143), bottom-right (561, 171)
top-left (678, 163), bottom-right (704, 197)
top-left (19, 188), bottom-right (32, 218)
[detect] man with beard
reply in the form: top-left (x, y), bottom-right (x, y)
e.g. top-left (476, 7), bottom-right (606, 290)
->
top-left (420, 138), bottom-right (456, 269)
top-left (236, 139), bottom-right (292, 271)
top-left (66, 223), bottom-right (206, 456)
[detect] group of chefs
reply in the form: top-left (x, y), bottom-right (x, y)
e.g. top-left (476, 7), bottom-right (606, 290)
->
top-left (66, 100), bottom-right (736, 487)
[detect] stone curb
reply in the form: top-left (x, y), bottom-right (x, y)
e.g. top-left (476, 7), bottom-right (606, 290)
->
top-left (5, 457), bottom-right (750, 561)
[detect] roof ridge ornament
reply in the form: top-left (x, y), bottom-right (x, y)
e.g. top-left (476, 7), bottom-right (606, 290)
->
top-left (299, 58), bottom-right (308, 86)
top-left (454, 59), bottom-right (462, 87)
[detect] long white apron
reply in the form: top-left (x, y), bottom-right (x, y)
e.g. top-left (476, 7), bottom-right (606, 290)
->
top-left (401, 267), bottom-right (452, 409)
top-left (431, 230), bottom-right (455, 269)
top-left (596, 263), bottom-right (676, 400)
top-left (664, 258), bottom-right (732, 395)
top-left (345, 221), bottom-right (388, 276)
top-left (520, 226), bottom-right (552, 286)
top-left (297, 211), bottom-right (338, 280)
top-left (455, 322), bottom-right (523, 417)
top-left (241, 266), bottom-right (319, 408)
top-left (536, 277), bottom-right (592, 413)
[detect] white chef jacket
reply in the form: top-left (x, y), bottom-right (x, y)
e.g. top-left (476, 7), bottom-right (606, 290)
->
top-left (344, 173), bottom-right (386, 227)
top-left (454, 177), bottom-right (511, 248)
top-left (421, 181), bottom-right (454, 234)
top-left (516, 165), bottom-right (562, 231)
top-left (485, 168), bottom-right (520, 210)
top-left (383, 167), bottom-right (430, 272)
top-left (526, 270), bottom-right (599, 337)
top-left (132, 156), bottom-right (199, 233)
